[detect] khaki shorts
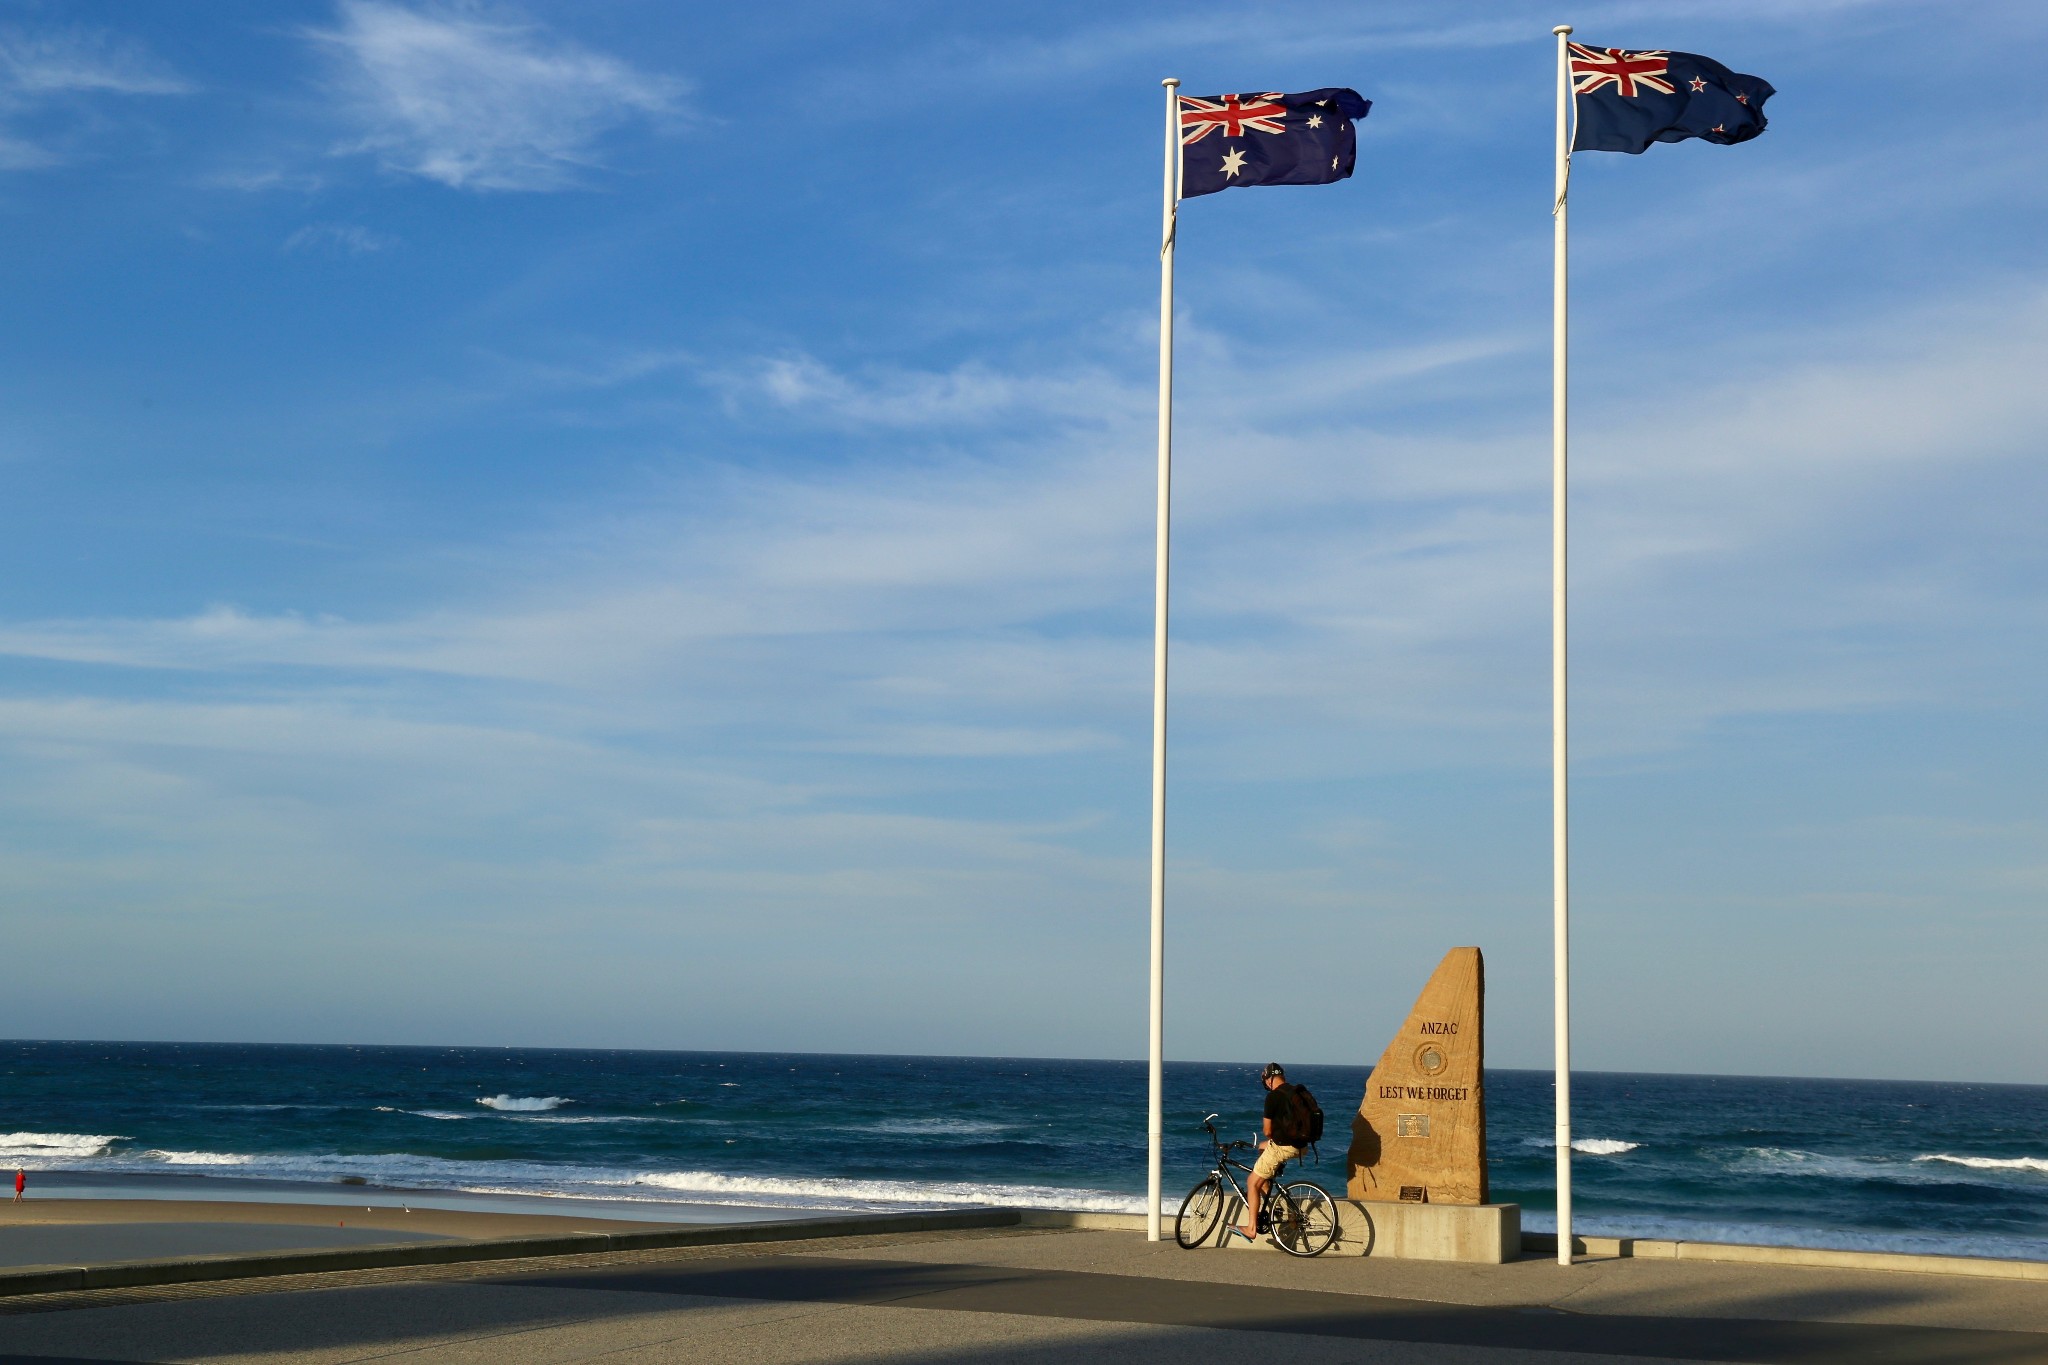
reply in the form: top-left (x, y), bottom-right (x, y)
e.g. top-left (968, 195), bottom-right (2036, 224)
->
top-left (1253, 1143), bottom-right (1302, 1179)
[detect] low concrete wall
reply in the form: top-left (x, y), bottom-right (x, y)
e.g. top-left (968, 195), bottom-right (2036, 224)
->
top-left (1522, 1232), bottom-right (2048, 1281)
top-left (1187, 1198), bottom-right (1518, 1263)
top-left (1016, 1211), bottom-right (1153, 1232)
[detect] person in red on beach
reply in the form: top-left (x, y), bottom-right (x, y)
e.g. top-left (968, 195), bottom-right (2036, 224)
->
top-left (12, 1169), bottom-right (22, 1202)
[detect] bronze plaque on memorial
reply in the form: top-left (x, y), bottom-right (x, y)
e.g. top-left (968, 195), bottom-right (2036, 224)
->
top-left (1346, 946), bottom-right (1487, 1205)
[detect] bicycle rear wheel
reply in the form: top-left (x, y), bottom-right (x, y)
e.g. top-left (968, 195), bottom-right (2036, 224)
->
top-left (1271, 1181), bottom-right (1339, 1257)
top-left (1174, 1176), bottom-right (1224, 1249)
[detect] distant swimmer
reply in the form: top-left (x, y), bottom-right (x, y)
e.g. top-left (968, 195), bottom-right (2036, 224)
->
top-left (12, 1168), bottom-right (22, 1202)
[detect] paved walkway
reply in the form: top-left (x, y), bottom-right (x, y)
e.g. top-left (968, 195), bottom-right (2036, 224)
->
top-left (0, 1226), bottom-right (2042, 1363)
top-left (0, 1222), bottom-right (452, 1269)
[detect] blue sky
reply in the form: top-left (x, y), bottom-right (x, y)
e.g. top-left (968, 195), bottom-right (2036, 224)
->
top-left (0, 0), bottom-right (2043, 1081)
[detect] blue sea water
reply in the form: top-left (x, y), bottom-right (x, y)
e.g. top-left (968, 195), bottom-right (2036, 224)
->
top-left (4, 1041), bottom-right (2045, 1261)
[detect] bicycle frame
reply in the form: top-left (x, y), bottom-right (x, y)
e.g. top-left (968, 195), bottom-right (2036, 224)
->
top-left (1179, 1113), bottom-right (1339, 1256)
top-left (1199, 1119), bottom-right (1279, 1225)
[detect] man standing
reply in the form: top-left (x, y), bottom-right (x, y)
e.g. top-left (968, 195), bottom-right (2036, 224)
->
top-left (13, 1169), bottom-right (23, 1202)
top-left (1235, 1062), bottom-right (1304, 1241)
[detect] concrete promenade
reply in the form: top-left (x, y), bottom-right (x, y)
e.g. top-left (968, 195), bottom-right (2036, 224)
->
top-left (1, 1212), bottom-right (2045, 1362)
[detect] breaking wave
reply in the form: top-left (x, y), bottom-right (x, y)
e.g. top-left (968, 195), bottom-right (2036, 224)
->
top-left (1721, 1147), bottom-right (2048, 1186)
top-left (507, 1114), bottom-right (670, 1125)
top-left (628, 1170), bottom-right (1144, 1214)
top-left (1573, 1139), bottom-right (1641, 1156)
top-left (1526, 1137), bottom-right (1640, 1155)
top-left (475, 1095), bottom-right (569, 1112)
top-left (0, 1132), bottom-right (127, 1161)
top-left (141, 1150), bottom-right (251, 1166)
top-left (1916, 1154), bottom-right (2048, 1175)
top-left (0, 1140), bottom-right (1144, 1216)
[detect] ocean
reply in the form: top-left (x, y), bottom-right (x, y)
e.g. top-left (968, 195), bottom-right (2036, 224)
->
top-left (5, 1041), bottom-right (2045, 1261)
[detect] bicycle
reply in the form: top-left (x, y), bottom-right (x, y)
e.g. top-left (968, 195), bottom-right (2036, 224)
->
top-left (1174, 1113), bottom-right (1340, 1256)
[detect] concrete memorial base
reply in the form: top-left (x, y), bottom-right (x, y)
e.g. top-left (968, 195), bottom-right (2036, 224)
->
top-left (1330, 1198), bottom-right (1520, 1263)
top-left (1195, 1195), bottom-right (1521, 1263)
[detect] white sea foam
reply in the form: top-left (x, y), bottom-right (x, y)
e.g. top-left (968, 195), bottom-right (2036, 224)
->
top-left (627, 1170), bottom-right (1145, 1214)
top-left (1731, 1146), bottom-right (1895, 1179)
top-left (506, 1115), bottom-right (668, 1125)
top-left (476, 1095), bottom-right (569, 1112)
top-left (22, 1142), bottom-right (1143, 1217)
top-left (1727, 1147), bottom-right (1986, 1185)
top-left (1574, 1139), bottom-right (1640, 1156)
top-left (857, 1118), bottom-right (1015, 1138)
top-left (0, 1132), bottom-right (127, 1160)
top-left (1916, 1154), bottom-right (2048, 1175)
top-left (1525, 1137), bottom-right (1640, 1155)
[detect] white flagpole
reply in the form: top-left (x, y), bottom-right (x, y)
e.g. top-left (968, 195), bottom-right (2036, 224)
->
top-left (1550, 23), bottom-right (1575, 1268)
top-left (1147, 76), bottom-right (1180, 1243)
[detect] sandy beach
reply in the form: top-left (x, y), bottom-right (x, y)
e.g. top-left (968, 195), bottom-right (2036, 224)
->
top-left (0, 1196), bottom-right (691, 1268)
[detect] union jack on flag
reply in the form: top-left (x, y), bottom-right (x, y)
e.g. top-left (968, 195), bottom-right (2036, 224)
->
top-left (1176, 87), bottom-right (1370, 198)
top-left (1178, 93), bottom-right (1289, 145)
top-left (1568, 45), bottom-right (1676, 98)
top-left (1567, 43), bottom-right (1774, 154)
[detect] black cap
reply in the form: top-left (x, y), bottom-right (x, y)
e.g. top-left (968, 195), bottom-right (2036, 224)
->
top-left (1261, 1062), bottom-right (1285, 1079)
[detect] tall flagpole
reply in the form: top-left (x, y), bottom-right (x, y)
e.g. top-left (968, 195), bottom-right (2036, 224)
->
top-left (1550, 23), bottom-right (1575, 1268)
top-left (1147, 76), bottom-right (1180, 1244)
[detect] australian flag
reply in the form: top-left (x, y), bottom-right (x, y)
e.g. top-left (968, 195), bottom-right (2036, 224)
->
top-left (1178, 88), bottom-right (1370, 198)
top-left (1569, 45), bottom-right (1773, 154)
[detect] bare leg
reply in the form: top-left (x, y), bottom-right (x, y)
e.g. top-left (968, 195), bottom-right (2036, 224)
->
top-left (1240, 1170), bottom-right (1267, 1237)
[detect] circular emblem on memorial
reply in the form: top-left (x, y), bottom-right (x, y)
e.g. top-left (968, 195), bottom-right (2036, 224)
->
top-left (1414, 1043), bottom-right (1448, 1076)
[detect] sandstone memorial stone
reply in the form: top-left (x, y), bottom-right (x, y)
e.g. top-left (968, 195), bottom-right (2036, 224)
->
top-left (1347, 946), bottom-right (1486, 1206)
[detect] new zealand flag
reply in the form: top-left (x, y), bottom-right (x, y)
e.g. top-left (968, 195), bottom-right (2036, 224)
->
top-left (1178, 88), bottom-right (1370, 198)
top-left (1569, 45), bottom-right (1773, 154)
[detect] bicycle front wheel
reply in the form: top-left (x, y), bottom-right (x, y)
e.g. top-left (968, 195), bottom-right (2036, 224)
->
top-left (1271, 1181), bottom-right (1339, 1257)
top-left (1174, 1176), bottom-right (1224, 1249)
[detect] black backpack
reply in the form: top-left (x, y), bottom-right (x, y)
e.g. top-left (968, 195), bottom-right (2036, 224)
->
top-left (1278, 1082), bottom-right (1325, 1148)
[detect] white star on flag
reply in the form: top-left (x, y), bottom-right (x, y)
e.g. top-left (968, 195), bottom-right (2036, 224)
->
top-left (1220, 146), bottom-right (1248, 177)
top-left (1306, 114), bottom-right (1322, 128)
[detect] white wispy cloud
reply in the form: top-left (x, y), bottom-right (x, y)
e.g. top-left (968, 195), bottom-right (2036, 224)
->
top-left (0, 270), bottom-right (2044, 1058)
top-left (0, 24), bottom-right (189, 168)
top-left (0, 27), bottom-right (190, 98)
top-left (283, 222), bottom-right (398, 254)
top-left (310, 0), bottom-right (684, 191)
top-left (4, 280), bottom-right (2044, 758)
top-left (706, 353), bottom-right (1145, 430)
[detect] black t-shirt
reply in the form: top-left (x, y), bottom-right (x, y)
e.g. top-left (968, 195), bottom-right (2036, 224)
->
top-left (1263, 1084), bottom-right (1298, 1144)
